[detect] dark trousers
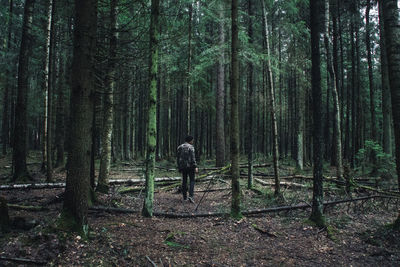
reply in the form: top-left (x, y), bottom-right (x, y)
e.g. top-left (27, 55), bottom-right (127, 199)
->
top-left (181, 168), bottom-right (195, 199)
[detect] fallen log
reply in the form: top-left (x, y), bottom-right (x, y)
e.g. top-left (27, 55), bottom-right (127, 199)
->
top-left (90, 195), bottom-right (388, 218)
top-left (0, 256), bottom-right (46, 265)
top-left (0, 182), bottom-right (66, 190)
top-left (254, 178), bottom-right (309, 188)
top-left (7, 204), bottom-right (48, 211)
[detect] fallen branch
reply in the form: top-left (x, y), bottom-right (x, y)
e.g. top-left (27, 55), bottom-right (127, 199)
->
top-left (7, 204), bottom-right (48, 211)
top-left (0, 182), bottom-right (65, 190)
top-left (90, 195), bottom-right (389, 217)
top-left (251, 223), bottom-right (278, 237)
top-left (0, 256), bottom-right (46, 265)
top-left (145, 256), bottom-right (157, 267)
top-left (254, 178), bottom-right (309, 189)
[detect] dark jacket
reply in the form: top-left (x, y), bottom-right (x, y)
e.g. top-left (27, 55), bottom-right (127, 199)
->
top-left (177, 142), bottom-right (197, 171)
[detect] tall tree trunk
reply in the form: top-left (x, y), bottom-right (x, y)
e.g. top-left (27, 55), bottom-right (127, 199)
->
top-left (61, 0), bottom-right (97, 234)
top-left (142, 0), bottom-right (159, 217)
top-left (41, 0), bottom-right (53, 174)
top-left (55, 44), bottom-right (65, 168)
top-left (2, 0), bottom-right (13, 156)
top-left (324, 0), bottom-right (343, 180)
top-left (98, 0), bottom-right (118, 193)
top-left (261, 0), bottom-right (280, 196)
top-left (378, 1), bottom-right (392, 155)
top-left (46, 0), bottom-right (56, 182)
top-left (310, 0), bottom-right (325, 227)
top-left (230, 0), bottom-right (241, 219)
top-left (215, 1), bottom-right (226, 167)
top-left (186, 1), bottom-right (193, 135)
top-left (246, 0), bottom-right (253, 189)
top-left (366, 0), bottom-right (377, 143)
top-left (12, 0), bottom-right (35, 182)
top-left (383, 0), bottom-right (400, 192)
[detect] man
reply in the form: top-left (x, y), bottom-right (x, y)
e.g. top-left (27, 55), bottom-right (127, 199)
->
top-left (177, 136), bottom-right (198, 203)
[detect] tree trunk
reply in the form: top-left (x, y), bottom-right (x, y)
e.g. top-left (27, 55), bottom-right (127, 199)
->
top-left (383, 0), bottom-right (400, 192)
top-left (366, 0), bottom-right (377, 143)
top-left (230, 0), bottom-right (241, 219)
top-left (98, 0), bottom-right (118, 194)
top-left (324, 0), bottom-right (343, 180)
top-left (142, 0), bottom-right (159, 217)
top-left (261, 0), bottom-right (280, 197)
top-left (246, 0), bottom-right (253, 189)
top-left (378, 1), bottom-right (392, 155)
top-left (61, 0), bottom-right (97, 235)
top-left (215, 1), bottom-right (226, 168)
top-left (186, 1), bottom-right (193, 135)
top-left (310, 0), bottom-right (325, 227)
top-left (2, 0), bottom-right (13, 156)
top-left (12, 0), bottom-right (35, 182)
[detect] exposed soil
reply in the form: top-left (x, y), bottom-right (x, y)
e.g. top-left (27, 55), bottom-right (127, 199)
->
top-left (0, 157), bottom-right (399, 266)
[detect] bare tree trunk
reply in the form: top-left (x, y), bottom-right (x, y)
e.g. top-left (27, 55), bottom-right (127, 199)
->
top-left (215, 1), bottom-right (226, 167)
top-left (383, 0), bottom-right (400, 192)
top-left (310, 0), bottom-right (325, 227)
top-left (186, 1), bottom-right (193, 135)
top-left (61, 0), bottom-right (97, 234)
top-left (323, 0), bottom-right (343, 180)
top-left (378, 1), bottom-right (392, 155)
top-left (246, 0), bottom-right (253, 189)
top-left (230, 0), bottom-right (241, 219)
top-left (261, 0), bottom-right (280, 197)
top-left (2, 0), bottom-right (13, 156)
top-left (12, 0), bottom-right (35, 182)
top-left (98, 0), bottom-right (118, 194)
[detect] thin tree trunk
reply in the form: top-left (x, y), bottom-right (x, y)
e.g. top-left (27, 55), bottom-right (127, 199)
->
top-left (323, 0), bottom-right (343, 180)
top-left (261, 0), bottom-right (280, 196)
top-left (383, 0), bottom-right (400, 192)
top-left (142, 0), bottom-right (159, 217)
top-left (215, 1), bottom-right (226, 167)
top-left (2, 0), bottom-right (13, 156)
top-left (310, 0), bottom-right (325, 227)
top-left (246, 0), bottom-right (253, 189)
top-left (186, 1), bottom-right (193, 135)
top-left (366, 0), bottom-right (376, 143)
top-left (230, 0), bottom-right (241, 219)
top-left (98, 0), bottom-right (118, 193)
top-left (61, 0), bottom-right (97, 234)
top-left (12, 0), bottom-right (35, 182)
top-left (378, 1), bottom-right (392, 155)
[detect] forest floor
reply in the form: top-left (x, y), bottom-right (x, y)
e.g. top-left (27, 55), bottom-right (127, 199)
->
top-left (0, 153), bottom-right (400, 266)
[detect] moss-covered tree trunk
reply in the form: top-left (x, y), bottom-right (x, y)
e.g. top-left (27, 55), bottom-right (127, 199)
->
top-left (230, 0), bottom-right (241, 219)
top-left (383, 0), bottom-right (400, 192)
top-left (142, 0), bottom-right (159, 217)
top-left (12, 0), bottom-right (35, 182)
top-left (261, 0), bottom-right (280, 197)
top-left (61, 0), bottom-right (97, 234)
top-left (98, 0), bottom-right (118, 194)
top-left (309, 0), bottom-right (325, 227)
top-left (215, 1), bottom-right (226, 168)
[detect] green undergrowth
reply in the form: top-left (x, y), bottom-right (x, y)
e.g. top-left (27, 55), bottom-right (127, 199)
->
top-left (164, 231), bottom-right (190, 249)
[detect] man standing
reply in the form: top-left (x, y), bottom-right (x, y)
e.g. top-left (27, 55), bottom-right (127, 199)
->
top-left (177, 136), bottom-right (198, 203)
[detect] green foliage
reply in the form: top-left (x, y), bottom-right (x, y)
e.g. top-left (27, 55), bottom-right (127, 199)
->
top-left (164, 232), bottom-right (190, 249)
top-left (355, 140), bottom-right (395, 177)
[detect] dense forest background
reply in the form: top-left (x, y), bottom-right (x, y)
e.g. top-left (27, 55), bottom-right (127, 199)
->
top-left (1, 0), bottom-right (400, 244)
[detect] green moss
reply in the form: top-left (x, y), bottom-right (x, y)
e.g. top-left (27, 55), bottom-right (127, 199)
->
top-left (56, 210), bottom-right (89, 239)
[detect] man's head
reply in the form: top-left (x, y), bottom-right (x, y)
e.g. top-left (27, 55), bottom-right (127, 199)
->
top-left (185, 136), bottom-right (194, 144)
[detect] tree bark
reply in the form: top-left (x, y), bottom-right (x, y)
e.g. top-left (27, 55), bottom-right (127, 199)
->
top-left (324, 0), bottom-right (343, 180)
top-left (215, 1), bottom-right (226, 168)
top-left (142, 0), bottom-right (159, 217)
top-left (383, 0), bottom-right (400, 192)
top-left (261, 0), bottom-right (280, 196)
top-left (12, 0), bottom-right (35, 182)
top-left (310, 0), bottom-right (325, 227)
top-left (61, 0), bottom-right (97, 234)
top-left (246, 0), bottom-right (254, 189)
top-left (230, 0), bottom-right (241, 219)
top-left (98, 0), bottom-right (118, 194)
top-left (378, 1), bottom-right (392, 155)
top-left (2, 0), bottom-right (13, 156)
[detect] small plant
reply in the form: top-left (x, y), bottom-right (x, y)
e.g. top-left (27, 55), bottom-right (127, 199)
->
top-left (355, 140), bottom-right (395, 178)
